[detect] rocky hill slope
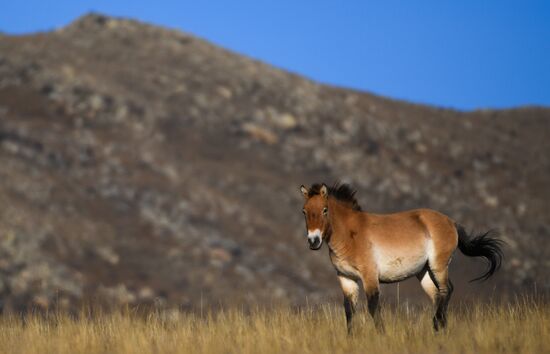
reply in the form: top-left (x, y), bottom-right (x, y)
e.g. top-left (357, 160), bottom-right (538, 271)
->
top-left (0, 14), bottom-right (548, 312)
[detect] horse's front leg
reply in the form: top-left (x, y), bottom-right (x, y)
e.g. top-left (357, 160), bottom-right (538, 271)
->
top-left (363, 275), bottom-right (385, 333)
top-left (338, 275), bottom-right (359, 335)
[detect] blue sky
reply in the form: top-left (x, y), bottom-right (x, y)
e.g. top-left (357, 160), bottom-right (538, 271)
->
top-left (1, 1), bottom-right (549, 110)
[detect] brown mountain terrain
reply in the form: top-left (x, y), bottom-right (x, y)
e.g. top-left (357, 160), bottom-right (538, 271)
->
top-left (0, 14), bottom-right (548, 312)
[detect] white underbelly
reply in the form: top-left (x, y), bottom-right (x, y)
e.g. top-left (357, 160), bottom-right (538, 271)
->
top-left (375, 242), bottom-right (430, 283)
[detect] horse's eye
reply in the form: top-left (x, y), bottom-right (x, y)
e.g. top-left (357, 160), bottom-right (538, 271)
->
top-left (323, 207), bottom-right (328, 215)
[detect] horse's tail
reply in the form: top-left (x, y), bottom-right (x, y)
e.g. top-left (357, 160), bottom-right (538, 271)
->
top-left (455, 223), bottom-right (505, 282)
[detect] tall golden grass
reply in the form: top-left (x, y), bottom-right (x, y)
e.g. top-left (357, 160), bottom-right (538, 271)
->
top-left (0, 299), bottom-right (547, 354)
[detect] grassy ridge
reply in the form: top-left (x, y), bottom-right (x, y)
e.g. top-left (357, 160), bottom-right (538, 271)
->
top-left (0, 300), bottom-right (547, 354)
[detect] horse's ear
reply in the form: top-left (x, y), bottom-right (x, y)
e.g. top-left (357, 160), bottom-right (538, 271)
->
top-left (320, 184), bottom-right (328, 199)
top-left (300, 185), bottom-right (309, 199)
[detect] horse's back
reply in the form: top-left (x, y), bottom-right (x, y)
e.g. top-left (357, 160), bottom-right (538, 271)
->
top-left (368, 208), bottom-right (455, 235)
top-left (367, 208), bottom-right (453, 238)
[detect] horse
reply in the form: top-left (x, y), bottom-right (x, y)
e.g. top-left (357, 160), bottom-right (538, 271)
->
top-left (299, 182), bottom-right (504, 333)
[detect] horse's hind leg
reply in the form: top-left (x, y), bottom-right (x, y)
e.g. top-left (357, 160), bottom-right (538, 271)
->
top-left (423, 215), bottom-right (457, 330)
top-left (338, 275), bottom-right (359, 335)
top-left (429, 267), bottom-right (453, 331)
top-left (417, 268), bottom-right (437, 304)
top-left (417, 266), bottom-right (453, 331)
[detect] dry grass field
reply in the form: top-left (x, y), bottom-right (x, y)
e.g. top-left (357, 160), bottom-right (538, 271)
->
top-left (0, 298), bottom-right (547, 354)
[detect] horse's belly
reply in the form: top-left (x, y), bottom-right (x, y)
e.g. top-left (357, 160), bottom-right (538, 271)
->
top-left (375, 246), bottom-right (429, 283)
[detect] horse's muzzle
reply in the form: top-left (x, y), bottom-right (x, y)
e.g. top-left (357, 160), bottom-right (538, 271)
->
top-left (308, 236), bottom-right (322, 250)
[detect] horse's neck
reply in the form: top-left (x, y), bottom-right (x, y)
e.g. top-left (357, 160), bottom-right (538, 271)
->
top-left (327, 198), bottom-right (358, 255)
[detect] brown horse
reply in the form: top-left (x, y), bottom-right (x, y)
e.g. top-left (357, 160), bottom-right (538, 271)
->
top-left (300, 183), bottom-right (504, 333)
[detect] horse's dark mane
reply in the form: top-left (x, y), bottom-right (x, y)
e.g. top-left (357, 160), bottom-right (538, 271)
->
top-left (308, 182), bottom-right (362, 211)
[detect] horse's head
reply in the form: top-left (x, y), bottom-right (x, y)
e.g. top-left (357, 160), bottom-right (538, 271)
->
top-left (300, 184), bottom-right (330, 250)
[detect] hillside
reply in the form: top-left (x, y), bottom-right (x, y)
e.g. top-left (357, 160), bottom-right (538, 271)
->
top-left (0, 14), bottom-right (548, 312)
